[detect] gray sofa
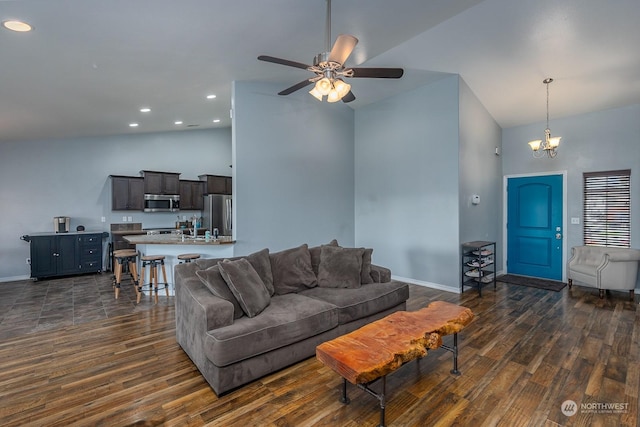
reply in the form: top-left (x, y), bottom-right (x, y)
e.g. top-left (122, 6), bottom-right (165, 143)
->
top-left (174, 241), bottom-right (410, 395)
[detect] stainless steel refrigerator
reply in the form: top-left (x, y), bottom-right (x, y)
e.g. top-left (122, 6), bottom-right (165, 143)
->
top-left (202, 194), bottom-right (232, 236)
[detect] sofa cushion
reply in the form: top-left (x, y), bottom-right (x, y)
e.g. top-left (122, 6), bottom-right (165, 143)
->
top-left (270, 244), bottom-right (317, 294)
top-left (361, 248), bottom-right (374, 284)
top-left (204, 293), bottom-right (339, 366)
top-left (196, 265), bottom-right (244, 320)
top-left (317, 245), bottom-right (364, 288)
top-left (309, 239), bottom-right (338, 276)
top-left (195, 249), bottom-right (275, 296)
top-left (245, 248), bottom-right (275, 296)
top-left (196, 257), bottom-right (224, 270)
top-left (299, 280), bottom-right (410, 325)
top-left (218, 258), bottom-right (271, 318)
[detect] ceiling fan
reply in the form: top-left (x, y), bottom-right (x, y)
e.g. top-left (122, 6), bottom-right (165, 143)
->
top-left (257, 0), bottom-right (404, 103)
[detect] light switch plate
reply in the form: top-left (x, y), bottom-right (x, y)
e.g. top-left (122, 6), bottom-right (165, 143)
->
top-left (571, 217), bottom-right (580, 224)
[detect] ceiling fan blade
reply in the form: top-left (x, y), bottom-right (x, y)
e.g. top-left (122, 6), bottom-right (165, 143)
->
top-left (341, 91), bottom-right (356, 103)
top-left (258, 55), bottom-right (311, 70)
top-left (350, 67), bottom-right (404, 79)
top-left (278, 79), bottom-right (314, 96)
top-left (328, 34), bottom-right (359, 65)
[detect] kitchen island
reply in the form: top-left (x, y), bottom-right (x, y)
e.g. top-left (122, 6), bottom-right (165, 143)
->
top-left (123, 234), bottom-right (235, 295)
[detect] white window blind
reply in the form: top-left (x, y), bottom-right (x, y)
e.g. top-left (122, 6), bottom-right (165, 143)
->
top-left (583, 169), bottom-right (631, 248)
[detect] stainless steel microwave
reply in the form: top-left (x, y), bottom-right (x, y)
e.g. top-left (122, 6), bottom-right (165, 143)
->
top-left (143, 194), bottom-right (180, 212)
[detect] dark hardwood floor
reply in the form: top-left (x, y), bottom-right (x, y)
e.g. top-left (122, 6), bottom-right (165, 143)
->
top-left (0, 274), bottom-right (637, 426)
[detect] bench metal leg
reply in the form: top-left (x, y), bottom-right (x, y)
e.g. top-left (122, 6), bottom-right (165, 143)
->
top-left (341, 378), bottom-right (350, 404)
top-left (440, 332), bottom-right (461, 375)
top-left (355, 376), bottom-right (387, 427)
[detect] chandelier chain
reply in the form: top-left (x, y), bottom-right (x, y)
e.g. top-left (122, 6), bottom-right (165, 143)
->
top-left (546, 81), bottom-right (550, 129)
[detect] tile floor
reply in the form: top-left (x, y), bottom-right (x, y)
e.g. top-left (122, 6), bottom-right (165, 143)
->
top-left (0, 272), bottom-right (173, 340)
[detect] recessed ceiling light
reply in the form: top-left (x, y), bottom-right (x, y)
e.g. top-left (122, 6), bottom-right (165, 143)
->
top-left (174, 121), bottom-right (183, 125)
top-left (212, 119), bottom-right (221, 123)
top-left (206, 94), bottom-right (217, 100)
top-left (2, 20), bottom-right (33, 32)
top-left (129, 123), bottom-right (139, 127)
top-left (140, 107), bottom-right (151, 113)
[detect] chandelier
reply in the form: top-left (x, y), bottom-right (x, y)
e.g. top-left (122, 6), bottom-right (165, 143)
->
top-left (528, 78), bottom-right (561, 158)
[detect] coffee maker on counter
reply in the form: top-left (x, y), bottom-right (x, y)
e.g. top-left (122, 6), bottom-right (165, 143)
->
top-left (54, 216), bottom-right (70, 233)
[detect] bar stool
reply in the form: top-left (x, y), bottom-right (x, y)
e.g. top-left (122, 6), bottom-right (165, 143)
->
top-left (140, 255), bottom-right (169, 304)
top-left (113, 249), bottom-right (140, 301)
top-left (177, 253), bottom-right (201, 263)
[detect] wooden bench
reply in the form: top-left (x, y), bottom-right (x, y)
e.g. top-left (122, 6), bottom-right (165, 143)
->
top-left (316, 301), bottom-right (474, 427)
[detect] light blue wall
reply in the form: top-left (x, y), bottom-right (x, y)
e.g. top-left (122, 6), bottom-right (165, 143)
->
top-left (458, 77), bottom-right (503, 271)
top-left (232, 81), bottom-right (355, 257)
top-left (502, 104), bottom-right (640, 255)
top-left (354, 75), bottom-right (461, 290)
top-left (0, 128), bottom-right (231, 281)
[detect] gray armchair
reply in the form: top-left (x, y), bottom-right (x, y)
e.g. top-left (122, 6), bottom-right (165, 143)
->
top-left (567, 245), bottom-right (640, 300)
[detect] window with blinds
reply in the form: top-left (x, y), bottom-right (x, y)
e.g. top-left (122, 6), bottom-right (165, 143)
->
top-left (583, 169), bottom-right (631, 248)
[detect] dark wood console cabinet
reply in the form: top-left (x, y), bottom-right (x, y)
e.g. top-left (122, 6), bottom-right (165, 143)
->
top-left (24, 232), bottom-right (107, 280)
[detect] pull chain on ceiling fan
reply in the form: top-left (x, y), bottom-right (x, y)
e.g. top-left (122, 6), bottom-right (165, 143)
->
top-left (257, 0), bottom-right (404, 103)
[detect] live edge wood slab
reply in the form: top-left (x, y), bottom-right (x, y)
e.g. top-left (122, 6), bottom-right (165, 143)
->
top-left (316, 301), bottom-right (474, 385)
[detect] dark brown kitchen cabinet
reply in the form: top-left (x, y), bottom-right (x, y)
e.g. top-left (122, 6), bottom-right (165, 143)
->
top-left (199, 174), bottom-right (232, 195)
top-left (25, 232), bottom-right (106, 280)
top-left (141, 171), bottom-right (180, 195)
top-left (111, 176), bottom-right (144, 210)
top-left (179, 180), bottom-right (204, 210)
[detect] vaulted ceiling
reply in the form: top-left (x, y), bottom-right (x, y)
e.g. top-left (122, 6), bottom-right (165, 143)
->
top-left (1, 0), bottom-right (638, 143)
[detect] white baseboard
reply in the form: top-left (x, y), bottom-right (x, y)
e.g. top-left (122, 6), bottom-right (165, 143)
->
top-left (392, 275), bottom-right (460, 294)
top-left (0, 275), bottom-right (30, 283)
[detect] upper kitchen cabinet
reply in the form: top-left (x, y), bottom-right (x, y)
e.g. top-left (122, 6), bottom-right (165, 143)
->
top-left (141, 171), bottom-right (180, 195)
top-left (179, 180), bottom-right (204, 210)
top-left (111, 176), bottom-right (144, 210)
top-left (199, 174), bottom-right (232, 195)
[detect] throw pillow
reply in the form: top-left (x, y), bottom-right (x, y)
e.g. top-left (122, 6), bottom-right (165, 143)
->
top-left (317, 245), bottom-right (364, 288)
top-left (245, 248), bottom-right (275, 296)
top-left (361, 248), bottom-right (374, 284)
top-left (218, 258), bottom-right (271, 318)
top-left (196, 265), bottom-right (244, 319)
top-left (309, 239), bottom-right (339, 276)
top-left (269, 244), bottom-right (317, 295)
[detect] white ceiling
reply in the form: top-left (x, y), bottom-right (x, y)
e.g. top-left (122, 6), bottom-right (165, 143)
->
top-left (1, 0), bottom-right (638, 143)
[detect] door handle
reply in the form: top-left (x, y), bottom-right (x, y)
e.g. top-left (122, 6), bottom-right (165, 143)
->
top-left (555, 233), bottom-right (562, 240)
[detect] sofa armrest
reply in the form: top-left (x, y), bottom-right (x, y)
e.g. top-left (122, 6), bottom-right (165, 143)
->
top-left (370, 264), bottom-right (391, 283)
top-left (603, 249), bottom-right (640, 263)
top-left (568, 246), bottom-right (601, 267)
top-left (174, 275), bottom-right (235, 377)
top-left (596, 249), bottom-right (640, 291)
top-left (176, 276), bottom-right (235, 331)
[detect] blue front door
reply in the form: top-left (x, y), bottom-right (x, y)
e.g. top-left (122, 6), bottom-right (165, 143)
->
top-left (507, 175), bottom-right (563, 280)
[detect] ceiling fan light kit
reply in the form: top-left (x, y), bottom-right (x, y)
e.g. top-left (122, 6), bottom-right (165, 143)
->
top-left (528, 78), bottom-right (562, 158)
top-left (257, 0), bottom-right (403, 103)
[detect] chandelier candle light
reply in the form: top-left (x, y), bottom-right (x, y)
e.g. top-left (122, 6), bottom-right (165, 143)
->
top-left (528, 78), bottom-right (562, 158)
